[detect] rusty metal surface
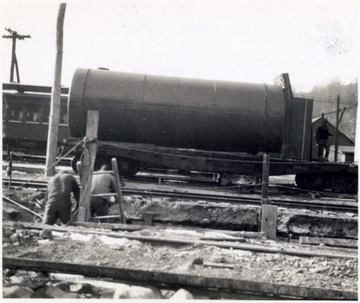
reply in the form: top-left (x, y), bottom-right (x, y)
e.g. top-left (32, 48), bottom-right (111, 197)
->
top-left (68, 68), bottom-right (285, 153)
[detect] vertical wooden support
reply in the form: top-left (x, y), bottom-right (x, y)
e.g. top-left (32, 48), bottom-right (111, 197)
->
top-left (10, 37), bottom-right (16, 82)
top-left (261, 153), bottom-right (269, 206)
top-left (259, 153), bottom-right (269, 228)
top-left (7, 151), bottom-right (13, 190)
top-left (261, 205), bottom-right (278, 240)
top-left (111, 158), bottom-right (126, 224)
top-left (334, 95), bottom-right (340, 162)
top-left (45, 3), bottom-right (66, 177)
top-left (76, 111), bottom-right (99, 222)
top-left (259, 153), bottom-right (277, 239)
top-left (143, 212), bottom-right (153, 226)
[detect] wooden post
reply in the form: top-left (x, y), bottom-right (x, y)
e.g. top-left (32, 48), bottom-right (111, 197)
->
top-left (334, 95), bottom-right (340, 162)
top-left (7, 151), bottom-right (13, 190)
top-left (45, 3), bottom-right (66, 177)
top-left (143, 212), bottom-right (153, 226)
top-left (111, 158), bottom-right (126, 224)
top-left (261, 205), bottom-right (278, 240)
top-left (259, 153), bottom-right (269, 226)
top-left (259, 153), bottom-right (277, 239)
top-left (10, 36), bottom-right (16, 82)
top-left (261, 153), bottom-right (269, 206)
top-left (76, 111), bottom-right (99, 222)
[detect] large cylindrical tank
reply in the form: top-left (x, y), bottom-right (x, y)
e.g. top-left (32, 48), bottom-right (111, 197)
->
top-left (68, 68), bottom-right (285, 153)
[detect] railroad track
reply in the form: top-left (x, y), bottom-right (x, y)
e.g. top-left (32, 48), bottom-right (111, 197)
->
top-left (2, 222), bottom-right (358, 300)
top-left (3, 160), bottom-right (357, 198)
top-left (3, 178), bottom-right (358, 213)
top-left (3, 154), bottom-right (72, 167)
top-left (3, 160), bottom-right (219, 185)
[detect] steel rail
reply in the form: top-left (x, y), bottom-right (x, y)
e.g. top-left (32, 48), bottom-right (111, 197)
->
top-left (3, 222), bottom-right (357, 259)
top-left (3, 178), bottom-right (358, 213)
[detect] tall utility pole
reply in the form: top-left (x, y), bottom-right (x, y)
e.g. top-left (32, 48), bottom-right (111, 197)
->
top-left (334, 95), bottom-right (340, 162)
top-left (2, 28), bottom-right (31, 83)
top-left (45, 3), bottom-right (66, 176)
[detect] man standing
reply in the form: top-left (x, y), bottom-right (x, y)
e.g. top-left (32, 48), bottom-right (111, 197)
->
top-left (316, 118), bottom-right (333, 161)
top-left (90, 164), bottom-right (117, 217)
top-left (43, 170), bottom-right (80, 225)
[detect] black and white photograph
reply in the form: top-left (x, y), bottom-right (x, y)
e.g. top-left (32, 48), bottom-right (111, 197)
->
top-left (1, 0), bottom-right (358, 300)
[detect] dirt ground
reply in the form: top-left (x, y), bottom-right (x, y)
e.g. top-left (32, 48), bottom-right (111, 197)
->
top-left (2, 221), bottom-right (358, 299)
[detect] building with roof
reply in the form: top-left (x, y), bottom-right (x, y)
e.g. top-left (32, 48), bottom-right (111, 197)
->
top-left (312, 117), bottom-right (355, 162)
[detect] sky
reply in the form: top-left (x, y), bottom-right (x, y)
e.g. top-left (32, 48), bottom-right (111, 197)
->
top-left (0, 0), bottom-right (359, 92)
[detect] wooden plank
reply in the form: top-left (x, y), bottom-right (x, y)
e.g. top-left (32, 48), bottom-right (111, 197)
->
top-left (3, 222), bottom-right (357, 259)
top-left (2, 257), bottom-right (357, 300)
top-left (202, 262), bottom-right (235, 269)
top-left (73, 222), bottom-right (144, 231)
top-left (111, 158), bottom-right (126, 224)
top-left (299, 236), bottom-right (358, 248)
top-left (3, 196), bottom-right (43, 220)
top-left (223, 231), bottom-right (266, 239)
top-left (200, 236), bottom-right (246, 242)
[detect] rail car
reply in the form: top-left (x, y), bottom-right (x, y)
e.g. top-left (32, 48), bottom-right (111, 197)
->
top-left (2, 83), bottom-right (69, 155)
top-left (67, 68), bottom-right (358, 193)
top-left (2, 71), bottom-right (358, 194)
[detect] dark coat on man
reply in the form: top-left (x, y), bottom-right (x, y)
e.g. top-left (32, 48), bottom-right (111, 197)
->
top-left (43, 171), bottom-right (80, 225)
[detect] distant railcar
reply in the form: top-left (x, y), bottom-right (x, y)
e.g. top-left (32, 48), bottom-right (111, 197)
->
top-left (2, 71), bottom-right (357, 193)
top-left (2, 84), bottom-right (69, 154)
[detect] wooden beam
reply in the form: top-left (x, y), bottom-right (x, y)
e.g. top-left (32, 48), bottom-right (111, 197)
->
top-left (3, 196), bottom-right (43, 220)
top-left (2, 257), bottom-right (356, 300)
top-left (111, 158), bottom-right (126, 224)
top-left (73, 222), bottom-right (144, 231)
top-left (76, 110), bottom-right (99, 222)
top-left (299, 236), bottom-right (358, 248)
top-left (200, 236), bottom-right (246, 242)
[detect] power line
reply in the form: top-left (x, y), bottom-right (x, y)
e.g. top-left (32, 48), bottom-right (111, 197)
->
top-left (296, 94), bottom-right (357, 101)
top-left (296, 94), bottom-right (358, 105)
top-left (312, 105), bottom-right (357, 118)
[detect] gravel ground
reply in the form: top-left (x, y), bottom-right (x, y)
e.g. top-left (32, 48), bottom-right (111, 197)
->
top-left (2, 171), bottom-right (358, 299)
